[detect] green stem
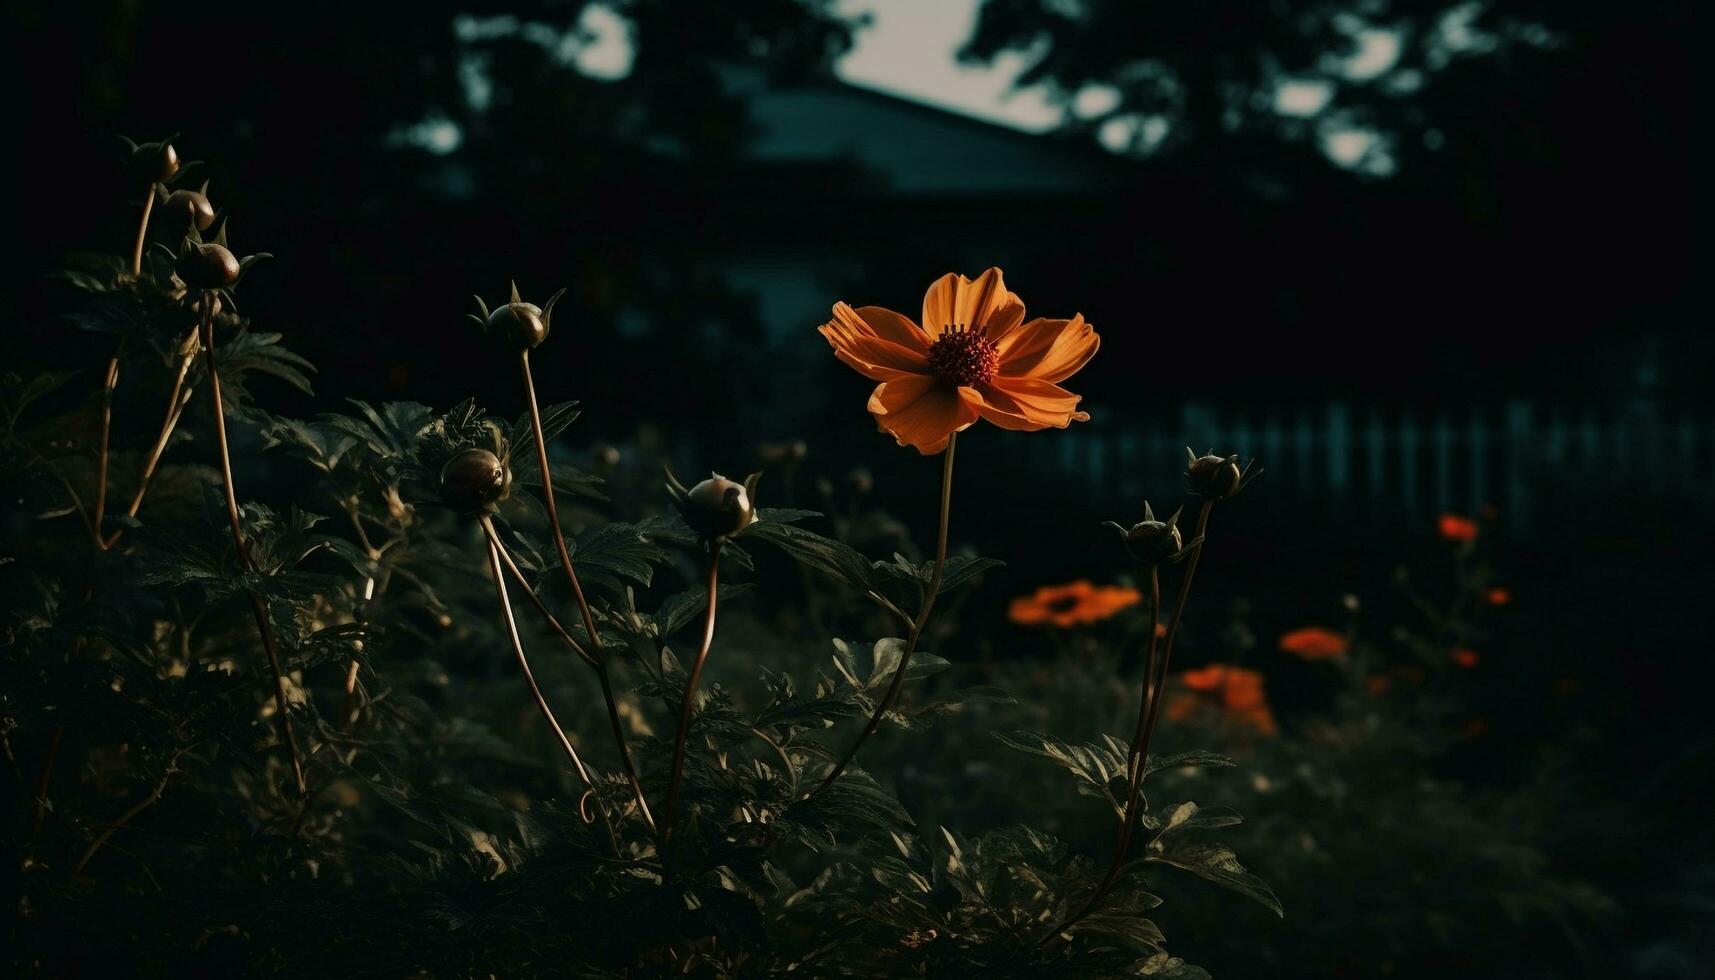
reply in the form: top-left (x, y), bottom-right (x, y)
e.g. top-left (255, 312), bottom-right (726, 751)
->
top-left (664, 543), bottom-right (723, 845)
top-left (68, 746), bottom-right (185, 882)
top-left (201, 300), bottom-right (306, 796)
top-left (105, 328), bottom-right (198, 549)
top-left (811, 431), bottom-right (957, 797)
top-left (1044, 498), bottom-right (1216, 945)
top-left (95, 183), bottom-right (157, 548)
top-left (519, 349), bottom-right (658, 837)
top-left (483, 523), bottom-right (619, 855)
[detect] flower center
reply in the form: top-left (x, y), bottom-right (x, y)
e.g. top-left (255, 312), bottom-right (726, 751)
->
top-left (1048, 595), bottom-right (1080, 613)
top-left (927, 324), bottom-right (999, 387)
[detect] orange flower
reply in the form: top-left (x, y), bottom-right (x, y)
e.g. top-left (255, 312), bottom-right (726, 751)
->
top-left (1008, 579), bottom-right (1141, 628)
top-left (819, 268), bottom-right (1099, 454)
top-left (1277, 627), bottom-right (1348, 661)
top-left (1438, 513), bottom-right (1479, 543)
top-left (1170, 664), bottom-right (1277, 735)
top-left (1450, 648), bottom-right (1480, 669)
top-left (1484, 587), bottom-right (1512, 606)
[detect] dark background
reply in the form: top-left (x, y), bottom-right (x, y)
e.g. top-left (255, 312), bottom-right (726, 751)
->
top-left (4, 0), bottom-right (1710, 973)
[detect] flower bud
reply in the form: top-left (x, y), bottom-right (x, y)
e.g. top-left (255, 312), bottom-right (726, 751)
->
top-left (177, 242), bottom-right (240, 289)
top-left (470, 283), bottom-right (565, 350)
top-left (1185, 448), bottom-right (1257, 499)
top-left (666, 469), bottom-right (761, 543)
top-left (160, 182), bottom-right (216, 233)
top-left (1106, 501), bottom-right (1187, 564)
top-left (125, 135), bottom-right (180, 184)
top-left (440, 448), bottom-right (510, 512)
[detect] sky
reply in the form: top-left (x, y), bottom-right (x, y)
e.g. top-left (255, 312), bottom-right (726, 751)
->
top-left (833, 0), bottom-right (1062, 133)
top-left (404, 0), bottom-right (1427, 173)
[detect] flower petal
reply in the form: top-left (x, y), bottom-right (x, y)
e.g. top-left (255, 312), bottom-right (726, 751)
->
top-left (832, 302), bottom-right (932, 352)
top-left (920, 268), bottom-right (1025, 339)
top-left (974, 377), bottom-right (1090, 430)
top-left (868, 378), bottom-right (978, 454)
top-left (820, 304), bottom-right (932, 381)
top-left (996, 315), bottom-right (1099, 384)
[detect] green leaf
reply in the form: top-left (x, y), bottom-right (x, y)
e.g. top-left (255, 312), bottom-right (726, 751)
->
top-left (217, 329), bottom-right (316, 397)
top-left (509, 400), bottom-right (580, 451)
top-left (567, 522), bottom-right (667, 592)
top-left (864, 637), bottom-right (951, 690)
top-left (1154, 801), bottom-right (1245, 838)
top-left (935, 555), bottom-right (1004, 594)
top-left (651, 582), bottom-right (754, 638)
top-left (741, 520), bottom-right (873, 590)
top-left (1143, 749), bottom-right (1237, 777)
top-left (1147, 842), bottom-right (1283, 917)
top-left (1136, 953), bottom-right (1213, 979)
top-left (1067, 908), bottom-right (1166, 953)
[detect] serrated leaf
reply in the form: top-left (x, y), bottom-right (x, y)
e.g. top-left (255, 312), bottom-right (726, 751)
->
top-left (741, 520), bottom-right (873, 590)
top-left (1147, 842), bottom-right (1283, 917)
top-left (935, 555), bottom-right (1004, 594)
top-left (651, 582), bottom-right (754, 638)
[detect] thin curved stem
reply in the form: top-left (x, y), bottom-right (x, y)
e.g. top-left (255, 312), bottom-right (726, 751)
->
top-left (750, 727), bottom-right (799, 798)
top-left (1044, 498), bottom-right (1217, 945)
top-left (487, 534), bottom-right (600, 669)
top-left (69, 746), bottom-right (185, 882)
top-left (812, 431), bottom-right (957, 798)
top-left (91, 350), bottom-right (121, 547)
top-left (484, 529), bottom-right (619, 854)
top-left (518, 349), bottom-right (658, 836)
top-left (664, 543), bottom-right (723, 845)
top-left (201, 300), bottom-right (306, 796)
top-left (130, 183), bottom-right (155, 279)
top-left (105, 331), bottom-right (198, 549)
top-left (1136, 500), bottom-right (1214, 766)
top-left (93, 184), bottom-right (157, 548)
top-left (1041, 567), bottom-right (1160, 944)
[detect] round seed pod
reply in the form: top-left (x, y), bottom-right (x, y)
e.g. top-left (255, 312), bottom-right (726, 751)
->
top-left (177, 242), bottom-right (240, 290)
top-left (162, 187), bottom-right (216, 232)
top-left (130, 139), bottom-right (180, 184)
top-left (440, 448), bottom-right (509, 512)
top-left (487, 303), bottom-right (549, 350)
top-left (1187, 453), bottom-right (1243, 499)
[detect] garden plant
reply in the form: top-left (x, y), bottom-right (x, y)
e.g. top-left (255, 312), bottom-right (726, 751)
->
top-left (1, 137), bottom-right (1612, 979)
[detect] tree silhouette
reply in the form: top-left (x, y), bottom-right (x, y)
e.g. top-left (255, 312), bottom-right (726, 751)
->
top-left (961, 0), bottom-right (1584, 176)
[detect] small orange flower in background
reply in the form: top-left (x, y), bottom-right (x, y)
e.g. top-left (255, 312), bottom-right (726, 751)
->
top-left (1438, 513), bottom-right (1479, 543)
top-left (1278, 626), bottom-right (1348, 661)
top-left (1008, 580), bottom-right (1141, 628)
top-left (1365, 674), bottom-right (1392, 698)
top-left (1168, 664), bottom-right (1277, 735)
top-left (1484, 586), bottom-right (1512, 606)
top-left (1450, 648), bottom-right (1480, 669)
top-left (819, 268), bottom-right (1099, 454)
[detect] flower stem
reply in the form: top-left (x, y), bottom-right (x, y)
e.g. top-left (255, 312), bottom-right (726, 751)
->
top-left (1043, 498), bottom-right (1217, 944)
top-left (812, 431), bottom-right (957, 797)
top-left (483, 523), bottom-right (619, 854)
top-left (664, 543), bottom-right (723, 846)
top-left (69, 746), bottom-right (186, 882)
top-left (200, 298), bottom-right (306, 796)
top-left (91, 350), bottom-right (121, 548)
top-left (104, 330), bottom-right (198, 549)
top-left (130, 184), bottom-right (154, 279)
top-left (518, 349), bottom-right (658, 837)
top-left (93, 184), bottom-right (157, 549)
top-left (488, 536), bottom-right (600, 670)
top-left (1137, 500), bottom-right (1215, 763)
